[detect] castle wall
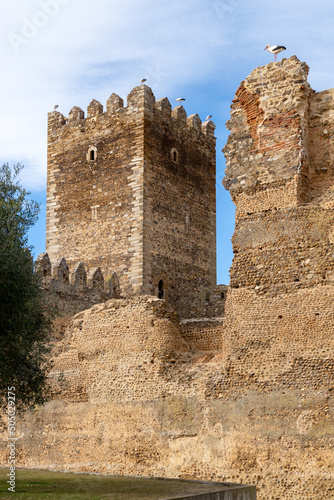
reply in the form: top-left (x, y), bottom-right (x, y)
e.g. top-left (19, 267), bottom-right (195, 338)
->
top-left (179, 286), bottom-right (227, 351)
top-left (220, 56), bottom-right (334, 499)
top-left (179, 318), bottom-right (223, 351)
top-left (230, 206), bottom-right (334, 291)
top-left (222, 56), bottom-right (334, 339)
top-left (308, 87), bottom-right (334, 206)
top-left (1, 295), bottom-right (333, 499)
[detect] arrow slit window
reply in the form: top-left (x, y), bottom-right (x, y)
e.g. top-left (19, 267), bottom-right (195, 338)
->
top-left (170, 148), bottom-right (179, 163)
top-left (87, 145), bottom-right (97, 161)
top-left (158, 280), bottom-right (165, 299)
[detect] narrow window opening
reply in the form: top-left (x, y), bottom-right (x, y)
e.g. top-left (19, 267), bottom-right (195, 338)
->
top-left (158, 280), bottom-right (165, 299)
top-left (87, 146), bottom-right (97, 161)
top-left (170, 147), bottom-right (179, 163)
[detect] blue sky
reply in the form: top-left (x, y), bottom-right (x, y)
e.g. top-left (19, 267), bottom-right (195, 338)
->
top-left (1, 0), bottom-right (334, 285)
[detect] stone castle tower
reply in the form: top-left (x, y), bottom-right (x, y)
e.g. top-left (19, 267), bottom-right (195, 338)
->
top-left (46, 85), bottom-right (216, 317)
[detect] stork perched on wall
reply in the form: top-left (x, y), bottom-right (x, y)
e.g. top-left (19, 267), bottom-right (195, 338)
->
top-left (264, 44), bottom-right (286, 62)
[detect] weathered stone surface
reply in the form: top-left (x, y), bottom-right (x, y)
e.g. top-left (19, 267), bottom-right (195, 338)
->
top-left (2, 57), bottom-right (334, 500)
top-left (46, 85), bottom-right (216, 318)
top-left (221, 56), bottom-right (334, 498)
top-left (2, 294), bottom-right (333, 499)
top-left (35, 253), bottom-right (116, 340)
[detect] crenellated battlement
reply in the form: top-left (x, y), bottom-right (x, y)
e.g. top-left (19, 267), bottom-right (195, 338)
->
top-left (48, 84), bottom-right (215, 140)
top-left (35, 253), bottom-right (120, 302)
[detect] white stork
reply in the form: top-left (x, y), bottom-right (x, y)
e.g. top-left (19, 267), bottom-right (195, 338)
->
top-left (264, 44), bottom-right (286, 62)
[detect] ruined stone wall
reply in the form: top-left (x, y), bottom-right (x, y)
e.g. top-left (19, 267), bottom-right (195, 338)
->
top-left (222, 56), bottom-right (334, 293)
top-left (223, 56), bottom-right (312, 216)
top-left (222, 55), bottom-right (334, 343)
top-left (179, 286), bottom-right (227, 351)
top-left (221, 56), bottom-right (334, 498)
top-left (308, 87), bottom-right (334, 206)
top-left (230, 206), bottom-right (334, 291)
top-left (179, 318), bottom-right (223, 351)
top-left (1, 295), bottom-right (333, 499)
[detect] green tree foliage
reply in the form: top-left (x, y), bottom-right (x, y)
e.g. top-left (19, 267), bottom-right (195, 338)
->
top-left (0, 163), bottom-right (50, 415)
